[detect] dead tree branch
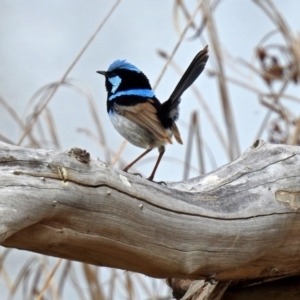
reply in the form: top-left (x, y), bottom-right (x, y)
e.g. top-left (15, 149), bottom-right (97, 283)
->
top-left (0, 140), bottom-right (300, 282)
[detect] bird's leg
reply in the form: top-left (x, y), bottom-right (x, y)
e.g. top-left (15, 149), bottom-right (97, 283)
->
top-left (123, 148), bottom-right (152, 173)
top-left (147, 146), bottom-right (165, 181)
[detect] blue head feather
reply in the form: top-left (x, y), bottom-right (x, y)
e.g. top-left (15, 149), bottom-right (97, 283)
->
top-left (108, 60), bottom-right (141, 73)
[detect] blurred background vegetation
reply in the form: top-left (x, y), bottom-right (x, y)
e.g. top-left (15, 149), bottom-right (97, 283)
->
top-left (0, 0), bottom-right (299, 299)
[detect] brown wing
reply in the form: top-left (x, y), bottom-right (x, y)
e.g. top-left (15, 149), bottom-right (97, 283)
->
top-left (114, 100), bottom-right (173, 144)
top-left (171, 122), bottom-right (183, 144)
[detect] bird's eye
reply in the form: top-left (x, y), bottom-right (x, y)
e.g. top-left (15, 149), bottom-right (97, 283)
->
top-left (108, 75), bottom-right (122, 94)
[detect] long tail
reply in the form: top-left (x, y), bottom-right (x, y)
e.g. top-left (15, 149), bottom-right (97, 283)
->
top-left (162, 45), bottom-right (209, 121)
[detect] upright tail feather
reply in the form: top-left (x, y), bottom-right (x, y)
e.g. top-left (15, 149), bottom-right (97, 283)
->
top-left (162, 45), bottom-right (209, 121)
top-left (168, 45), bottom-right (209, 103)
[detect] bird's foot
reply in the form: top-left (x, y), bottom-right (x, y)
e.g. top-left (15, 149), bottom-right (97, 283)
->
top-left (146, 176), bottom-right (167, 186)
top-left (155, 180), bottom-right (167, 186)
top-left (123, 169), bottom-right (166, 185)
top-left (131, 172), bottom-right (143, 178)
top-left (123, 170), bottom-right (143, 178)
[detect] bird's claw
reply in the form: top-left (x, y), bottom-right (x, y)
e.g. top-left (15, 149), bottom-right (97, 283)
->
top-left (148, 179), bottom-right (167, 186)
top-left (124, 171), bottom-right (143, 178)
top-left (132, 172), bottom-right (143, 178)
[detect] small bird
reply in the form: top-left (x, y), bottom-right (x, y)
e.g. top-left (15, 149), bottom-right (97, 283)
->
top-left (97, 45), bottom-right (209, 181)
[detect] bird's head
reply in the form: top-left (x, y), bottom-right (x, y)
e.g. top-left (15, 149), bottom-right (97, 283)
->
top-left (97, 60), bottom-right (153, 101)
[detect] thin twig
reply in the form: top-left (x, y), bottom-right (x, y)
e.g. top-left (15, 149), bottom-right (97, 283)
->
top-left (36, 258), bottom-right (62, 300)
top-left (17, 0), bottom-right (121, 145)
top-left (153, 0), bottom-right (204, 90)
top-left (203, 0), bottom-right (240, 160)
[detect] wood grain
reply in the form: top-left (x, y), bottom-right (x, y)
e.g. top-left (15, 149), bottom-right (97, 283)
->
top-left (0, 140), bottom-right (300, 281)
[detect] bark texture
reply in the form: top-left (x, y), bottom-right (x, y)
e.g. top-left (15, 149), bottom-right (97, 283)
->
top-left (0, 140), bottom-right (300, 284)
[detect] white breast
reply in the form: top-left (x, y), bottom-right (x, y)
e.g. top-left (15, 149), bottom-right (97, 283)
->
top-left (109, 111), bottom-right (168, 149)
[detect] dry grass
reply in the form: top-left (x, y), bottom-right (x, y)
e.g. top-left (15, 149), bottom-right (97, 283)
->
top-left (0, 0), bottom-right (299, 299)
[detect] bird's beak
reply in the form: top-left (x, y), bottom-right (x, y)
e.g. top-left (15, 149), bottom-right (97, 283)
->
top-left (96, 70), bottom-right (107, 76)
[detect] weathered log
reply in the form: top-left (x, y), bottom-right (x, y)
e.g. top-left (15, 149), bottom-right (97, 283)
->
top-left (0, 140), bottom-right (300, 281)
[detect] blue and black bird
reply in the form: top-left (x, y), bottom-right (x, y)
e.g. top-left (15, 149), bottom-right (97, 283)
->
top-left (97, 45), bottom-right (209, 181)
